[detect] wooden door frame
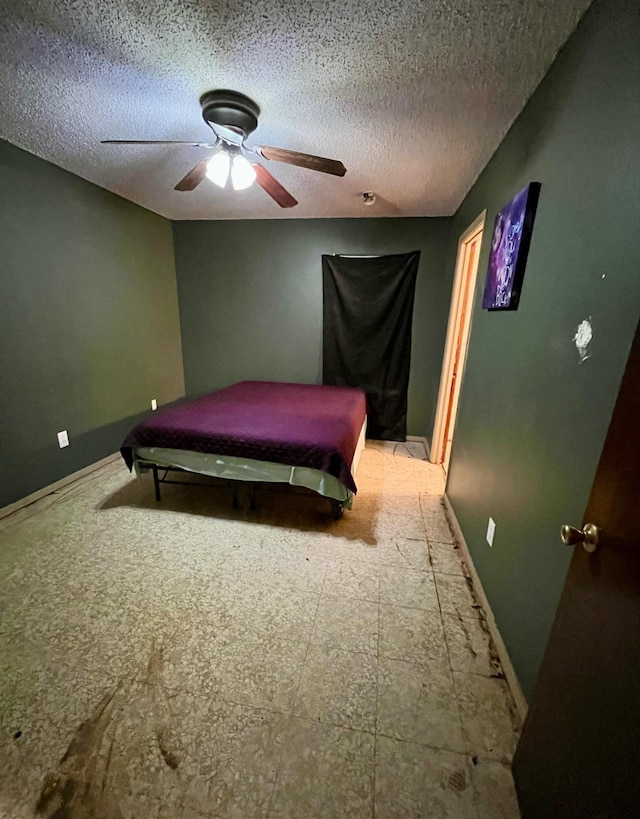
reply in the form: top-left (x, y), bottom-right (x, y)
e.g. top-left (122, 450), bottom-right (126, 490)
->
top-left (431, 211), bottom-right (486, 467)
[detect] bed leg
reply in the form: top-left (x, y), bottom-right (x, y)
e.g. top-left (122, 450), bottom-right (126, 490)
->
top-left (249, 482), bottom-right (257, 512)
top-left (331, 500), bottom-right (344, 520)
top-left (231, 482), bottom-right (239, 510)
top-left (152, 465), bottom-right (161, 502)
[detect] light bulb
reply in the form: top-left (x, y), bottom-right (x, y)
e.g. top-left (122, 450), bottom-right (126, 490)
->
top-left (231, 155), bottom-right (256, 191)
top-left (206, 151), bottom-right (230, 188)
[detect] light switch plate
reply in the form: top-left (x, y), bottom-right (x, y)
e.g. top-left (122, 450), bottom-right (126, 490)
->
top-left (57, 430), bottom-right (69, 448)
top-left (486, 517), bottom-right (496, 547)
top-left (151, 399), bottom-right (157, 411)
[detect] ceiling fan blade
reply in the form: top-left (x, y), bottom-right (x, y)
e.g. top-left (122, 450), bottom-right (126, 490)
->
top-left (256, 146), bottom-right (346, 177)
top-left (174, 159), bottom-right (210, 192)
top-left (101, 140), bottom-right (215, 146)
top-left (254, 165), bottom-right (298, 208)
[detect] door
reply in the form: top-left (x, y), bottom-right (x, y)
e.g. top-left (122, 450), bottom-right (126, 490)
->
top-left (431, 213), bottom-right (484, 471)
top-left (512, 318), bottom-right (640, 818)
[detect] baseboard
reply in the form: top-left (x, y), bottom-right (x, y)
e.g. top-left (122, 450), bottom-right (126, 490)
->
top-left (406, 435), bottom-right (431, 459)
top-left (442, 493), bottom-right (529, 722)
top-left (0, 453), bottom-right (121, 521)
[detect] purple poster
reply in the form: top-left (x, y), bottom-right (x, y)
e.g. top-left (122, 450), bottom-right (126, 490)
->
top-left (482, 183), bottom-right (540, 310)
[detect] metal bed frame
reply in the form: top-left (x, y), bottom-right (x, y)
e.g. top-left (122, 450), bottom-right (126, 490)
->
top-left (143, 461), bottom-right (345, 518)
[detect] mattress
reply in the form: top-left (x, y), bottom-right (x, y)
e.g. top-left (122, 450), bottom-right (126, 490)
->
top-left (121, 380), bottom-right (367, 493)
top-left (132, 416), bottom-right (366, 506)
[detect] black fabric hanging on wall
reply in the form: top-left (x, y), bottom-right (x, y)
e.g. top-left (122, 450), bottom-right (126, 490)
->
top-left (322, 251), bottom-right (420, 441)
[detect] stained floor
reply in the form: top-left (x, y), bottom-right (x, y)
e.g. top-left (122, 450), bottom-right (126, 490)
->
top-left (0, 441), bottom-right (521, 818)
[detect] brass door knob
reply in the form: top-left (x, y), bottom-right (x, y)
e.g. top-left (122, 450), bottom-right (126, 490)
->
top-left (560, 523), bottom-right (600, 553)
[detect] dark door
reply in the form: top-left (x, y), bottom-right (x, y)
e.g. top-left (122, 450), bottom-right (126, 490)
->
top-left (512, 318), bottom-right (640, 818)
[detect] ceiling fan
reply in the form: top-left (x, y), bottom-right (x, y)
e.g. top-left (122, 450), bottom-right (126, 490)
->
top-left (101, 89), bottom-right (347, 208)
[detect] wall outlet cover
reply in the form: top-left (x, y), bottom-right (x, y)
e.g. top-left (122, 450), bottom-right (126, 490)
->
top-left (151, 399), bottom-right (157, 410)
top-left (57, 430), bottom-right (69, 448)
top-left (486, 517), bottom-right (496, 547)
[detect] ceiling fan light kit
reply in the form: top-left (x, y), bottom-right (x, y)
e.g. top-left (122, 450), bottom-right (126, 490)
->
top-left (205, 149), bottom-right (256, 191)
top-left (230, 155), bottom-right (256, 191)
top-left (206, 150), bottom-right (230, 187)
top-left (101, 89), bottom-right (346, 208)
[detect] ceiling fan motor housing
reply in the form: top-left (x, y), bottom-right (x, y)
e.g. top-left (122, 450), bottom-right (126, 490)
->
top-left (200, 89), bottom-right (260, 137)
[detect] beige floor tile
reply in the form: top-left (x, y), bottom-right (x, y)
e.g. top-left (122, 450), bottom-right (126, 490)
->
top-left (470, 757), bottom-right (521, 819)
top-left (375, 514), bottom-right (426, 542)
top-left (387, 538), bottom-right (432, 571)
top-left (354, 459), bottom-right (384, 478)
top-left (0, 663), bottom-right (127, 814)
top-left (269, 717), bottom-right (374, 818)
top-left (293, 644), bottom-right (377, 732)
top-left (375, 736), bottom-right (476, 819)
top-left (354, 476), bottom-right (383, 495)
top-left (0, 455), bottom-right (518, 818)
top-left (165, 695), bottom-right (289, 817)
top-left (443, 613), bottom-right (503, 677)
top-left (383, 458), bottom-right (420, 475)
top-left (322, 511), bottom-right (380, 544)
top-left (420, 496), bottom-right (455, 542)
top-left (349, 493), bottom-right (381, 519)
top-left (376, 492), bottom-right (424, 518)
top-left (414, 472), bottom-right (447, 495)
top-left (382, 478), bottom-right (419, 498)
top-left (348, 537), bottom-right (431, 572)
top-left (435, 573), bottom-right (482, 620)
top-left (379, 603), bottom-right (449, 665)
top-left (377, 657), bottom-right (465, 752)
top-left (379, 565), bottom-right (440, 611)
top-left (16, 676), bottom-right (287, 818)
top-left (332, 538), bottom-right (427, 570)
top-left (162, 629), bottom-right (308, 713)
top-left (429, 539), bottom-right (468, 576)
top-left (412, 458), bottom-right (446, 479)
top-left (454, 672), bottom-right (520, 762)
top-left (420, 484), bottom-right (447, 497)
top-left (310, 597), bottom-right (379, 655)
top-left (221, 637), bottom-right (308, 714)
top-left (271, 552), bottom-right (329, 593)
top-left (322, 560), bottom-right (380, 602)
top-left (209, 581), bottom-right (319, 644)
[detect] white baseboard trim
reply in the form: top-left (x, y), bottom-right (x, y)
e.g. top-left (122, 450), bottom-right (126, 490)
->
top-left (406, 435), bottom-right (431, 459)
top-left (0, 452), bottom-right (121, 521)
top-left (443, 493), bottom-right (529, 722)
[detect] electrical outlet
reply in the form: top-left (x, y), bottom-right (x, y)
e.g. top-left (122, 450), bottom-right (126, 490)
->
top-left (57, 430), bottom-right (69, 448)
top-left (486, 517), bottom-right (496, 547)
top-left (151, 399), bottom-right (157, 411)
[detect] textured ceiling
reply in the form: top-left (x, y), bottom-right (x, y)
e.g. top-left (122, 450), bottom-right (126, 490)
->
top-left (0, 0), bottom-right (591, 219)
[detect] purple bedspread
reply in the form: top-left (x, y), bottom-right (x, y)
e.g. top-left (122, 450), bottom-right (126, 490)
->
top-left (121, 381), bottom-right (367, 493)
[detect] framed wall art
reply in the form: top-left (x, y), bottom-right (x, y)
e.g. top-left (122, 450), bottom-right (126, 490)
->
top-left (482, 182), bottom-right (541, 310)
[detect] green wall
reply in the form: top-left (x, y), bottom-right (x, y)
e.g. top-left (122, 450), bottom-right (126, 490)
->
top-left (0, 140), bottom-right (185, 508)
top-left (172, 218), bottom-right (452, 439)
top-left (445, 0), bottom-right (640, 699)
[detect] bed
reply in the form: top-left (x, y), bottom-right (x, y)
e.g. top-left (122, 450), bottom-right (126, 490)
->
top-left (120, 380), bottom-right (367, 517)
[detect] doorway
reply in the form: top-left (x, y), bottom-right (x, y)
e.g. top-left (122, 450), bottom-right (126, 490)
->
top-left (431, 212), bottom-right (485, 472)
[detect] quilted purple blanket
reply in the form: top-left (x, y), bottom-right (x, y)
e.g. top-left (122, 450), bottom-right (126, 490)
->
top-left (121, 381), bottom-right (367, 492)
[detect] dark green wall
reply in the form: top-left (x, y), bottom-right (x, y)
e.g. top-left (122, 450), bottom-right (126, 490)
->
top-left (0, 140), bottom-right (185, 508)
top-left (172, 218), bottom-right (452, 439)
top-left (445, 0), bottom-right (640, 699)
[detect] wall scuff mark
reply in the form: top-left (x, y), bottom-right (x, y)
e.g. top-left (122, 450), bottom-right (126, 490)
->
top-left (574, 317), bottom-right (593, 363)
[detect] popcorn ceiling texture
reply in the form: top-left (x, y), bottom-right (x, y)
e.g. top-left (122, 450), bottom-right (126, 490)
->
top-left (0, 0), bottom-right (590, 219)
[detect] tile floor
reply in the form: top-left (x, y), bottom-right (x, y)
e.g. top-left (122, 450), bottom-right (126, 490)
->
top-left (0, 441), bottom-right (521, 818)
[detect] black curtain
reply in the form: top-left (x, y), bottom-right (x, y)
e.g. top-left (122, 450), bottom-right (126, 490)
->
top-left (322, 251), bottom-right (420, 441)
